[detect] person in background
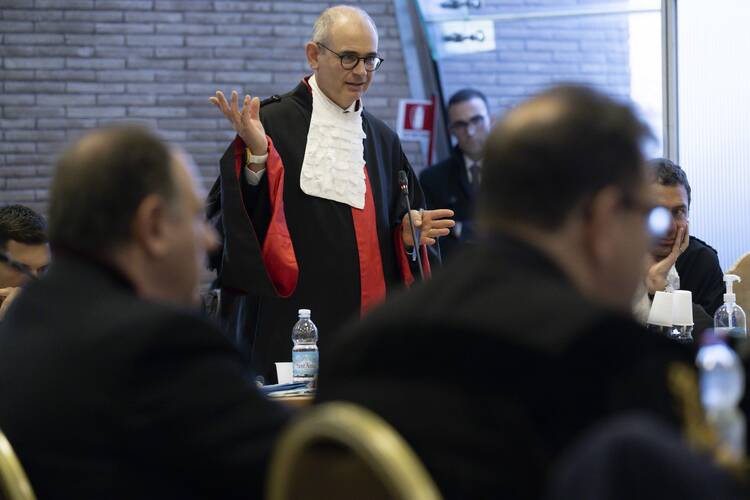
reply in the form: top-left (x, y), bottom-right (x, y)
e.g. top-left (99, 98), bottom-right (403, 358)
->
top-left (420, 88), bottom-right (491, 262)
top-left (317, 85), bottom-right (708, 499)
top-left (208, 5), bottom-right (453, 382)
top-left (0, 126), bottom-right (289, 499)
top-left (633, 158), bottom-right (724, 333)
top-left (0, 204), bottom-right (49, 320)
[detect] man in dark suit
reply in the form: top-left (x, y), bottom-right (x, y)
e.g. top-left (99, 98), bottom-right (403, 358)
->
top-left (419, 88), bottom-right (491, 261)
top-left (0, 126), bottom-right (289, 499)
top-left (318, 86), bottom-right (727, 499)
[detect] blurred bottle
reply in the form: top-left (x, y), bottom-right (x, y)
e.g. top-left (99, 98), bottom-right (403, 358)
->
top-left (292, 308), bottom-right (319, 384)
top-left (696, 330), bottom-right (746, 461)
top-left (714, 274), bottom-right (747, 339)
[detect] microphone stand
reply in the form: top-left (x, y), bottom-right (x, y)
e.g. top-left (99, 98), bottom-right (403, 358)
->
top-left (398, 171), bottom-right (424, 281)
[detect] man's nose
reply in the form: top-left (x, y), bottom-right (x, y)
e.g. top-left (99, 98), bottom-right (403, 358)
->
top-left (351, 59), bottom-right (367, 77)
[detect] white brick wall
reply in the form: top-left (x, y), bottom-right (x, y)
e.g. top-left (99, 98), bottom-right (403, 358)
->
top-left (0, 0), bottom-right (422, 212)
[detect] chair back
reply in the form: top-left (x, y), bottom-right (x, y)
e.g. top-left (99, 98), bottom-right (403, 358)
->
top-left (266, 402), bottom-right (443, 500)
top-left (728, 252), bottom-right (750, 315)
top-left (0, 430), bottom-right (35, 500)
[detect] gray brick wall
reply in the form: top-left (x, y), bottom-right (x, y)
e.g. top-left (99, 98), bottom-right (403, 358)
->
top-left (436, 0), bottom-right (631, 123)
top-left (0, 0), bottom-right (421, 212)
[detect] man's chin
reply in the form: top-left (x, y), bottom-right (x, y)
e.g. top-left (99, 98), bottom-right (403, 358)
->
top-left (651, 247), bottom-right (672, 259)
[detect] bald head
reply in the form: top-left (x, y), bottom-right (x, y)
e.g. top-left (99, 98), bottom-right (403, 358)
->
top-left (311, 5), bottom-right (378, 45)
top-left (479, 85), bottom-right (652, 232)
top-left (49, 126), bottom-right (177, 254)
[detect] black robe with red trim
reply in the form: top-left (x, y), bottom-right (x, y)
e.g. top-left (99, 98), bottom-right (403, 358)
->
top-left (207, 80), bottom-right (428, 382)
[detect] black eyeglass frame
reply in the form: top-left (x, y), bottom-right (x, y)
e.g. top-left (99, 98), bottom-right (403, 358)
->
top-left (316, 42), bottom-right (384, 72)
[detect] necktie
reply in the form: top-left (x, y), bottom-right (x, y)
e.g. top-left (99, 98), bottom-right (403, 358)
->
top-left (470, 164), bottom-right (481, 194)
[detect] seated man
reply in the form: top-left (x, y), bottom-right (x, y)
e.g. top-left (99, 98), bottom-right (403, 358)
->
top-left (317, 86), bottom-right (706, 499)
top-left (0, 126), bottom-right (289, 499)
top-left (419, 89), bottom-right (491, 262)
top-left (634, 158), bottom-right (724, 332)
top-left (0, 205), bottom-right (49, 319)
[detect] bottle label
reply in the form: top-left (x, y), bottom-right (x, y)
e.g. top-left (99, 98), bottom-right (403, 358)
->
top-left (293, 351), bottom-right (319, 378)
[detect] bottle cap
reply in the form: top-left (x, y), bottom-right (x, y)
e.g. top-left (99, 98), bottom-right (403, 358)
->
top-left (298, 308), bottom-right (311, 318)
top-left (723, 274), bottom-right (741, 303)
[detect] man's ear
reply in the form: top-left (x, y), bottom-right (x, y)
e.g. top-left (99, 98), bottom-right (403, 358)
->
top-left (583, 186), bottom-right (622, 267)
top-left (131, 194), bottom-right (170, 258)
top-left (305, 41), bottom-right (320, 71)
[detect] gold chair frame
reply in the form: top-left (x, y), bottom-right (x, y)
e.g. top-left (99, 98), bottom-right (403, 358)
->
top-left (267, 402), bottom-right (443, 500)
top-left (0, 430), bottom-right (35, 500)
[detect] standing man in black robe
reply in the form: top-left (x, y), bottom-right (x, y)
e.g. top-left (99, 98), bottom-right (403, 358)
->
top-left (208, 5), bottom-right (454, 382)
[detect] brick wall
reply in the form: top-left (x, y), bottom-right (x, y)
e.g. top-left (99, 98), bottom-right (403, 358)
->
top-left (1, 0), bottom-right (635, 211)
top-left (436, 0), bottom-right (631, 121)
top-left (0, 0), bottom-right (421, 212)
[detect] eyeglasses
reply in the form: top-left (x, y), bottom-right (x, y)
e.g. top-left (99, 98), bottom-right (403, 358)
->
top-left (449, 115), bottom-right (486, 134)
top-left (620, 194), bottom-right (678, 238)
top-left (317, 43), bottom-right (384, 72)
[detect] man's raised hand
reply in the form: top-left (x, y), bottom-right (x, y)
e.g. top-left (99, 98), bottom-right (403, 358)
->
top-left (210, 90), bottom-right (268, 169)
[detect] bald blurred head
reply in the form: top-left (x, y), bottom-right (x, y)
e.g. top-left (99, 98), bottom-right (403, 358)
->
top-left (479, 85), bottom-right (652, 231)
top-left (49, 126), bottom-right (176, 254)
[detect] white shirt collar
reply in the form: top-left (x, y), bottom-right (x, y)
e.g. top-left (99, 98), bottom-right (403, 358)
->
top-left (309, 75), bottom-right (359, 113)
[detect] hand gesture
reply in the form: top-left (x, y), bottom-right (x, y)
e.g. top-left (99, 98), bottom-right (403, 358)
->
top-left (209, 90), bottom-right (267, 170)
top-left (645, 223), bottom-right (689, 294)
top-left (402, 209), bottom-right (455, 248)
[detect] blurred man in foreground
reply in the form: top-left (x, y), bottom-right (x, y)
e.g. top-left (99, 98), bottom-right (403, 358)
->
top-left (0, 205), bottom-right (49, 319)
top-left (318, 86), bottom-right (734, 498)
top-left (0, 126), bottom-right (288, 499)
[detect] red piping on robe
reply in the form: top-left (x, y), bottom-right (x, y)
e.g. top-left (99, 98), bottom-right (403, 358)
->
top-left (234, 136), bottom-right (298, 297)
top-left (351, 168), bottom-right (387, 315)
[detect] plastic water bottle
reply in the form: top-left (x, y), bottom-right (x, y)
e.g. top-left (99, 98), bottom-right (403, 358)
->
top-left (292, 309), bottom-right (319, 384)
top-left (696, 330), bottom-right (746, 461)
top-left (714, 274), bottom-right (747, 339)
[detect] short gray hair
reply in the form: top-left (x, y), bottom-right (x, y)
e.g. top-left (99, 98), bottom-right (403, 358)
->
top-left (311, 5), bottom-right (378, 45)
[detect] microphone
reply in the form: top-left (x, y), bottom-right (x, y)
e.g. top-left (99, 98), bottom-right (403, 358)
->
top-left (0, 250), bottom-right (37, 281)
top-left (398, 170), bottom-right (424, 280)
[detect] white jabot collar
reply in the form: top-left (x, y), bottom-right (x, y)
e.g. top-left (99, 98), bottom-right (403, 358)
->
top-left (300, 75), bottom-right (366, 209)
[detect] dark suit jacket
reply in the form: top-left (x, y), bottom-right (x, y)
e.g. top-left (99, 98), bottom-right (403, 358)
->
top-left (419, 147), bottom-right (477, 262)
top-left (0, 254), bottom-right (289, 499)
top-left (317, 235), bottom-right (700, 500)
top-left (676, 236), bottom-right (725, 316)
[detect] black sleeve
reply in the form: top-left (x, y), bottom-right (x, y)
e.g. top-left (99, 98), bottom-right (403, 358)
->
top-left (122, 314), bottom-right (291, 499)
top-left (681, 244), bottom-right (725, 316)
top-left (208, 140), bottom-right (279, 297)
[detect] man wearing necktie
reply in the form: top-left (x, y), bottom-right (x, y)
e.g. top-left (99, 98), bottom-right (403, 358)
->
top-left (420, 88), bottom-right (491, 262)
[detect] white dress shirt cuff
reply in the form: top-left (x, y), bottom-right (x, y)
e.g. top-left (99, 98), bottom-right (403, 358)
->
top-left (243, 166), bottom-right (266, 186)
